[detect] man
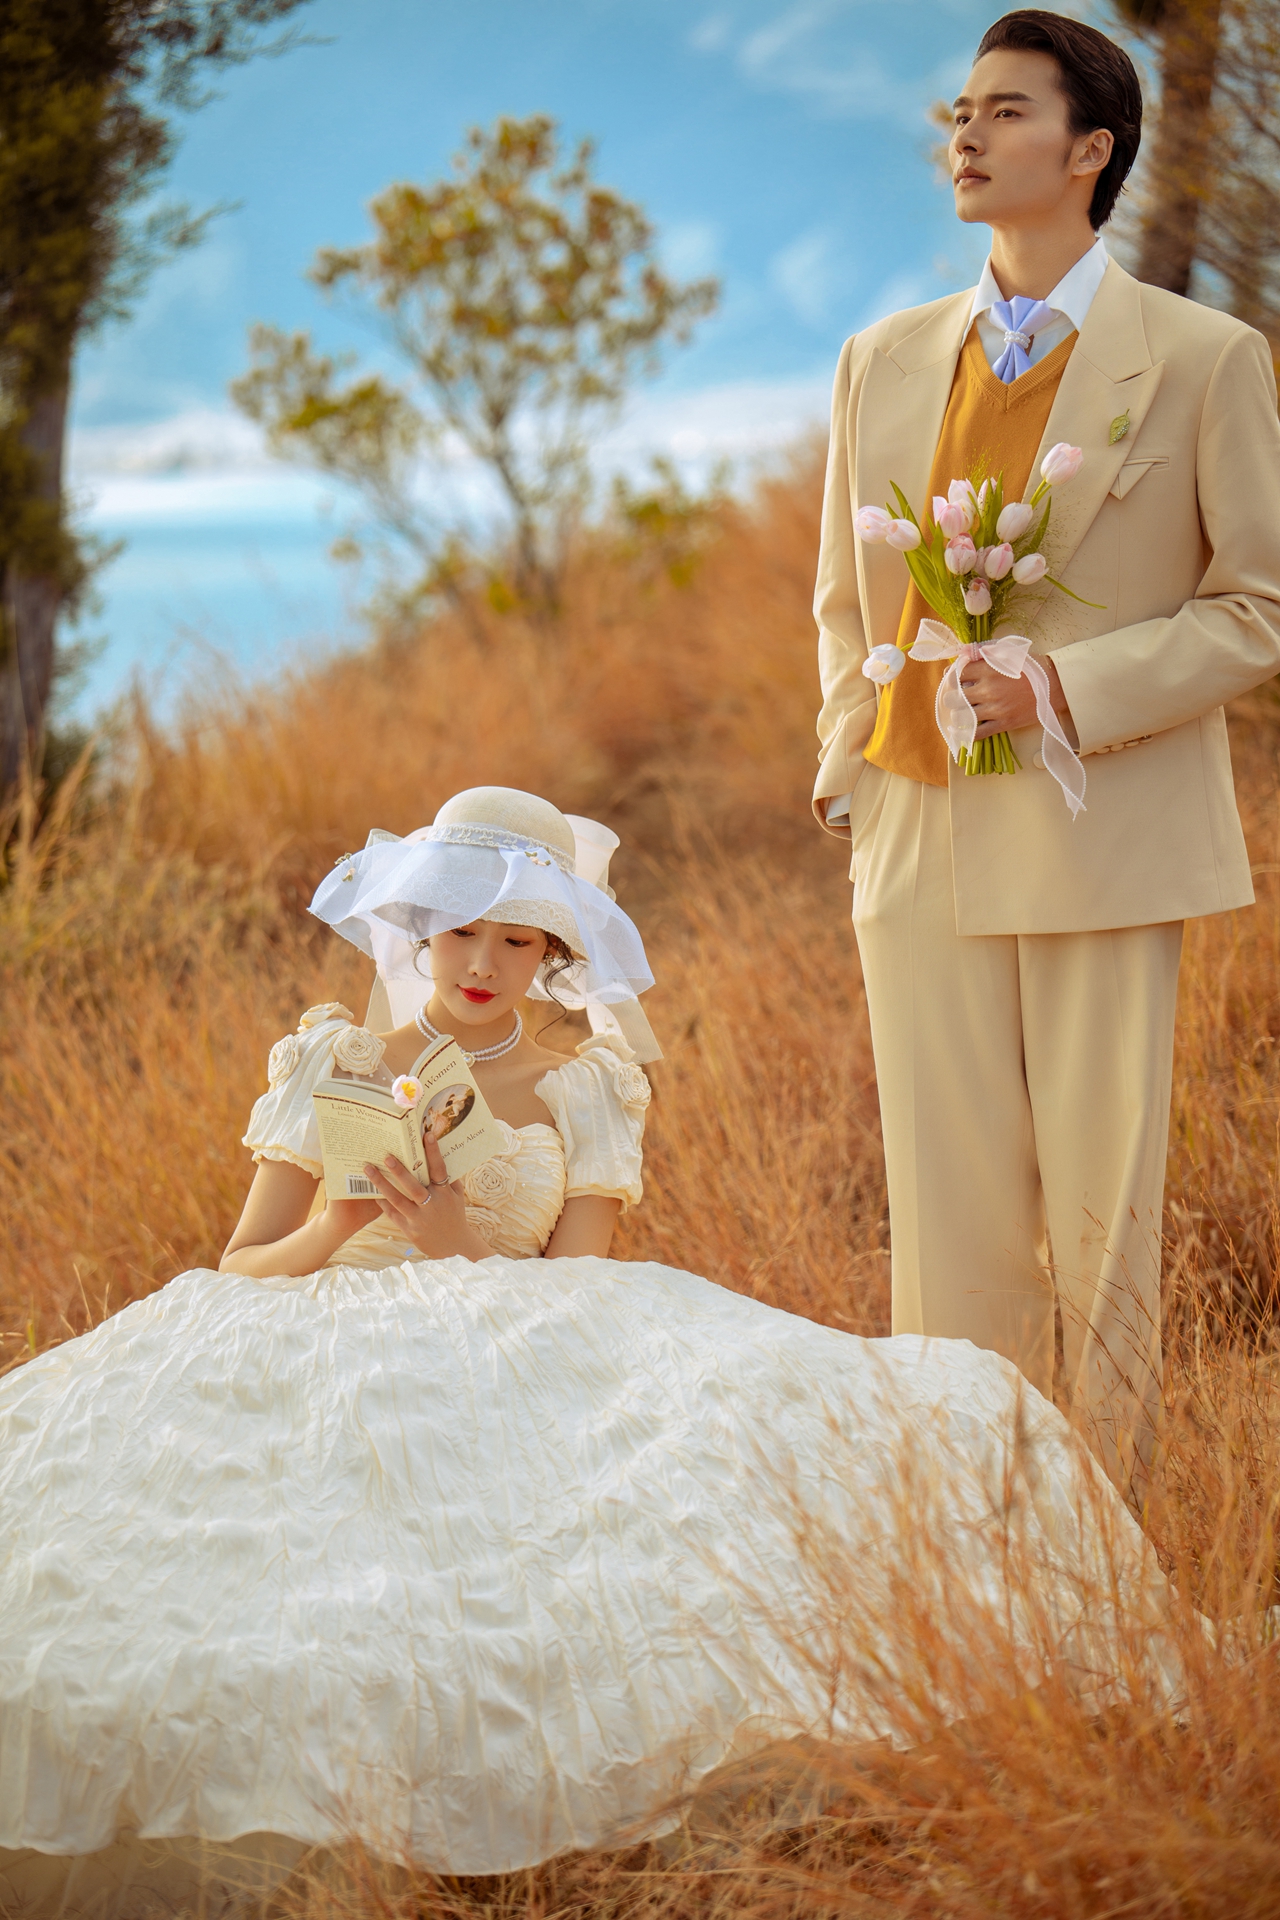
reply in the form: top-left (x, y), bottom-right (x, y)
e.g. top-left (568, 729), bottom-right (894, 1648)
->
top-left (812, 8), bottom-right (1280, 1498)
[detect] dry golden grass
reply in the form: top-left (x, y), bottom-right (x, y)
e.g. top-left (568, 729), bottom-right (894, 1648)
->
top-left (1, 451), bottom-right (1279, 1913)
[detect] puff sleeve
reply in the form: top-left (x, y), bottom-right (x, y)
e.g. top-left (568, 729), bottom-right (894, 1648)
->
top-left (241, 1004), bottom-right (356, 1177)
top-left (534, 1036), bottom-right (650, 1210)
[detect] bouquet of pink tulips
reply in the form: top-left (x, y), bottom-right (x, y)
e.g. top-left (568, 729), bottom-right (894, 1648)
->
top-left (856, 442), bottom-right (1085, 783)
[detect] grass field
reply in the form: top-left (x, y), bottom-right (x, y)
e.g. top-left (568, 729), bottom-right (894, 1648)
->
top-left (2, 452), bottom-right (1278, 1914)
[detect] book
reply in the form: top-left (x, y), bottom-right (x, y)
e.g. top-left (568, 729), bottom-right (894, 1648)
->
top-left (312, 1036), bottom-right (506, 1202)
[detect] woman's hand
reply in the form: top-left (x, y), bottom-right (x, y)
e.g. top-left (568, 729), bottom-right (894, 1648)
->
top-left (363, 1136), bottom-right (494, 1262)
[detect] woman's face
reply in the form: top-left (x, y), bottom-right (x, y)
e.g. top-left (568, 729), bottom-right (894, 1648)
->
top-left (426, 921), bottom-right (548, 1027)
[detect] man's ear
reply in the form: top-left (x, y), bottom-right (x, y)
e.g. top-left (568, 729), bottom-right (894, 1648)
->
top-left (1073, 127), bottom-right (1113, 178)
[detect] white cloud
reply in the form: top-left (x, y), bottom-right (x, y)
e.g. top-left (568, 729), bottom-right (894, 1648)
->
top-left (606, 374), bottom-right (830, 472)
top-left (689, 12), bottom-right (733, 52)
top-left (716, 1), bottom-right (976, 129)
top-left (660, 219), bottom-right (722, 279)
top-left (769, 228), bottom-right (837, 329)
top-left (69, 376), bottom-right (834, 537)
top-left (70, 407), bottom-right (269, 483)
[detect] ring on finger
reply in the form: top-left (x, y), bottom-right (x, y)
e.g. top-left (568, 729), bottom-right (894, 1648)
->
top-left (417, 1191), bottom-right (434, 1208)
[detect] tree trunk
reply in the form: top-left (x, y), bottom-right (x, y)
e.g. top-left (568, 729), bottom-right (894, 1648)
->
top-left (1136, 0), bottom-right (1225, 295)
top-left (0, 378), bottom-right (69, 791)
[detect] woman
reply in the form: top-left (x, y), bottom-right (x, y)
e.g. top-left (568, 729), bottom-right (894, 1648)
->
top-left (0, 788), bottom-right (1179, 1908)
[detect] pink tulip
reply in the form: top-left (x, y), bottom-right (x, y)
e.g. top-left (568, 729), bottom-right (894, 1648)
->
top-left (855, 505), bottom-right (893, 542)
top-left (862, 644), bottom-right (906, 685)
top-left (948, 478), bottom-right (979, 514)
top-left (1040, 442), bottom-right (1084, 485)
top-left (996, 501), bottom-right (1034, 540)
top-left (984, 541), bottom-right (1015, 580)
top-left (1012, 552), bottom-right (1048, 584)
top-left (963, 581), bottom-right (992, 615)
top-left (944, 535), bottom-right (977, 575)
top-left (935, 499), bottom-right (972, 538)
top-left (885, 518), bottom-right (921, 550)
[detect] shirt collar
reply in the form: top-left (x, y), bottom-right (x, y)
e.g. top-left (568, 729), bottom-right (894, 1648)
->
top-left (969, 235), bottom-right (1110, 330)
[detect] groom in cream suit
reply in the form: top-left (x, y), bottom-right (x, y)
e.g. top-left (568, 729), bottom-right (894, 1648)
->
top-left (813, 10), bottom-right (1280, 1496)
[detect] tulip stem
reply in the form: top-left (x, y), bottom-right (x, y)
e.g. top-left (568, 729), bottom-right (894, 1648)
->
top-left (961, 728), bottom-right (1022, 778)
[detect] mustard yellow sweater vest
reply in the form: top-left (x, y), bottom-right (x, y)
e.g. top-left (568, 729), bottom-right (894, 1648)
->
top-left (863, 325), bottom-right (1077, 787)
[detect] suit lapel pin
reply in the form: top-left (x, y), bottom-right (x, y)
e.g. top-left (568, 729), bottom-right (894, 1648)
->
top-left (1109, 411), bottom-right (1131, 445)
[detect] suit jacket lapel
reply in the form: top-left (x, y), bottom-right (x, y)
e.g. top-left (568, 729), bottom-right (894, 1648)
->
top-left (1029, 261), bottom-right (1165, 575)
top-left (855, 292), bottom-right (972, 648)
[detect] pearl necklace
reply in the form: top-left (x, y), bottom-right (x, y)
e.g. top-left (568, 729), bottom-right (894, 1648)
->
top-left (415, 1005), bottom-right (523, 1066)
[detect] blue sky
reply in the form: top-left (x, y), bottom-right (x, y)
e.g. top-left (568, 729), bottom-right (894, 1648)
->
top-left (66, 0), bottom-right (1092, 718)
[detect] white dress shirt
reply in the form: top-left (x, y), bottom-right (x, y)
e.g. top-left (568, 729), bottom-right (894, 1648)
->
top-left (971, 235), bottom-right (1109, 374)
top-left (824, 238), bottom-right (1110, 827)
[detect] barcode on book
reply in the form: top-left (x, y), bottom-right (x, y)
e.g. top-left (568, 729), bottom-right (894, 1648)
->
top-left (346, 1175), bottom-right (378, 1197)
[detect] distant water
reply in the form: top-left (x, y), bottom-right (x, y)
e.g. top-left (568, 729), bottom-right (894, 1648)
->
top-left (67, 474), bottom-right (356, 726)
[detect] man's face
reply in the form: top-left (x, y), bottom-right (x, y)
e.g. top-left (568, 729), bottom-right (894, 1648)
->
top-left (949, 48), bottom-right (1095, 228)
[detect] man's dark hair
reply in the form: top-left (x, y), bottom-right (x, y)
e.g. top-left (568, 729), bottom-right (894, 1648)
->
top-left (976, 10), bottom-right (1143, 228)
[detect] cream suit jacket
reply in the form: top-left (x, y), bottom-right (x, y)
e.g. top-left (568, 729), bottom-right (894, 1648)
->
top-left (813, 259), bottom-right (1280, 934)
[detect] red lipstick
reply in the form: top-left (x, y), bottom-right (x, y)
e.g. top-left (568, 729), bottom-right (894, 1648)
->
top-left (461, 988), bottom-right (496, 1004)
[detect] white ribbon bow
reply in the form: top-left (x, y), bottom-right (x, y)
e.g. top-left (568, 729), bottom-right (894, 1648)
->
top-left (907, 619), bottom-right (1086, 818)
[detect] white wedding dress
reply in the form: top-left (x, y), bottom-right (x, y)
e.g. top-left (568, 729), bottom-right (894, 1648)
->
top-left (0, 1010), bottom-right (1178, 1908)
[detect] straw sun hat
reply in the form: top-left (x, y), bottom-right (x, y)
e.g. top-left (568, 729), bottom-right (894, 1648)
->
top-left (309, 787), bottom-right (661, 1060)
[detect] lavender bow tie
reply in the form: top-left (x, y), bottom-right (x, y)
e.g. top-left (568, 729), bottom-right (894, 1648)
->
top-left (990, 295), bottom-right (1057, 383)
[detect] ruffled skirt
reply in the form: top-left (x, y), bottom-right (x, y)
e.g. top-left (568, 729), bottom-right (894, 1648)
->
top-left (0, 1254), bottom-right (1175, 1897)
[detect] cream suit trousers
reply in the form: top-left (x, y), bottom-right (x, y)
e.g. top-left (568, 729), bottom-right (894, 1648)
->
top-left (849, 765), bottom-right (1183, 1492)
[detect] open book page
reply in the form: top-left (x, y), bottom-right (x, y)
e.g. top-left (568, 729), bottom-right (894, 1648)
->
top-left (313, 1037), bottom-right (506, 1201)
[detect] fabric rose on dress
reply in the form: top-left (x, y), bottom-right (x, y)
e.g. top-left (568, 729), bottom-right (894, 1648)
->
top-left (464, 1156), bottom-right (520, 1207)
top-left (612, 1062), bottom-right (652, 1112)
top-left (298, 1002), bottom-right (354, 1030)
top-left (465, 1205), bottom-right (502, 1246)
top-left (332, 1026), bottom-right (387, 1076)
top-left (267, 1034), bottom-right (301, 1087)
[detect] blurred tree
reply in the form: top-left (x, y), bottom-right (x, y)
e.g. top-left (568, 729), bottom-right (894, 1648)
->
top-left (233, 115), bottom-right (720, 618)
top-left (1112, 1), bottom-right (1280, 342)
top-left (610, 456), bottom-right (732, 591)
top-left (1111, 0), bottom-right (1223, 297)
top-left (0, 0), bottom-right (312, 796)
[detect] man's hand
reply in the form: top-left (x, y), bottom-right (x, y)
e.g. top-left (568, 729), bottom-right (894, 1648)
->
top-left (959, 655), bottom-right (1074, 740)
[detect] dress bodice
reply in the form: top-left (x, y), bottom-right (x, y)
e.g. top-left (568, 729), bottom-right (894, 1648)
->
top-left (243, 1004), bottom-right (650, 1267)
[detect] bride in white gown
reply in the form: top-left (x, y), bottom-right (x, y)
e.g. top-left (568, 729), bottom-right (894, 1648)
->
top-left (0, 787), bottom-right (1180, 1908)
